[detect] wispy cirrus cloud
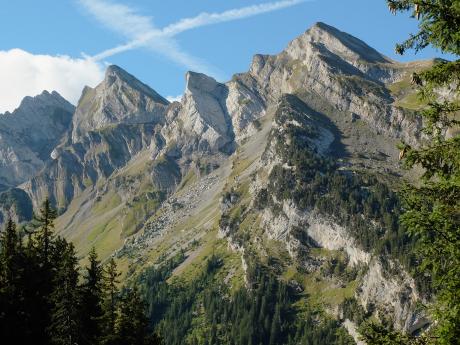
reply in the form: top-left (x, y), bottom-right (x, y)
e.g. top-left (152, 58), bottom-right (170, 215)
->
top-left (161, 0), bottom-right (308, 36)
top-left (79, 0), bottom-right (310, 79)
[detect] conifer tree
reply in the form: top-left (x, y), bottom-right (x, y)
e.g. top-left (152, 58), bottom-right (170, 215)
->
top-left (34, 198), bottom-right (57, 265)
top-left (81, 247), bottom-right (105, 345)
top-left (362, 1), bottom-right (460, 344)
top-left (0, 202), bottom-right (163, 345)
top-left (48, 239), bottom-right (81, 345)
top-left (114, 288), bottom-right (153, 345)
top-left (20, 223), bottom-right (46, 344)
top-left (100, 257), bottom-right (121, 345)
top-left (0, 219), bottom-right (25, 343)
top-left (0, 218), bottom-right (19, 265)
top-left (0, 218), bottom-right (20, 290)
top-left (32, 199), bottom-right (60, 344)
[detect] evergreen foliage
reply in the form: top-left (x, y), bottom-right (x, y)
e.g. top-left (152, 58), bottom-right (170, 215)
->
top-left (81, 247), bottom-right (105, 345)
top-left (138, 254), bottom-right (354, 345)
top-left (48, 240), bottom-right (80, 345)
top-left (360, 1), bottom-right (460, 344)
top-left (100, 257), bottom-right (121, 344)
top-left (0, 199), bottom-right (159, 345)
top-left (113, 288), bottom-right (155, 345)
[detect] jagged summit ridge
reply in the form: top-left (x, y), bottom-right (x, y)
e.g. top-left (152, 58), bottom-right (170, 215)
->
top-left (6, 21), bottom-right (425, 207)
top-left (72, 64), bottom-right (169, 141)
top-left (304, 22), bottom-right (392, 64)
top-left (18, 90), bottom-right (69, 110)
top-left (283, 21), bottom-right (401, 84)
top-left (1, 90), bottom-right (73, 117)
top-left (160, 71), bottom-right (235, 155)
top-left (0, 90), bottom-right (74, 187)
top-left (184, 71), bottom-right (231, 136)
top-left (104, 65), bottom-right (169, 104)
top-left (284, 21), bottom-right (393, 67)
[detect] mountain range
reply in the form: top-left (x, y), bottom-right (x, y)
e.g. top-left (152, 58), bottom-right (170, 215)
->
top-left (0, 22), bottom-right (434, 342)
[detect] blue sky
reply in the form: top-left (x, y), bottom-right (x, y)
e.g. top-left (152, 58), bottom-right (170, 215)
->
top-left (0, 0), bottom-right (452, 112)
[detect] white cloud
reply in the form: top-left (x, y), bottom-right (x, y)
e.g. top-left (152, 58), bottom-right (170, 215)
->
top-left (80, 0), bottom-right (309, 78)
top-left (166, 94), bottom-right (183, 103)
top-left (0, 49), bottom-right (104, 113)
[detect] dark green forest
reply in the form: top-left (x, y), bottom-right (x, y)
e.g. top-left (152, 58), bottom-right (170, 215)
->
top-left (138, 252), bottom-right (354, 345)
top-left (0, 200), bottom-right (160, 345)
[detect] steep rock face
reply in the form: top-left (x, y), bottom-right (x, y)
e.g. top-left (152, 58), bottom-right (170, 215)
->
top-left (24, 66), bottom-right (169, 211)
top-left (0, 188), bottom-right (33, 224)
top-left (24, 123), bottom-right (161, 211)
top-left (285, 22), bottom-right (399, 82)
top-left (261, 204), bottom-right (372, 266)
top-left (225, 74), bottom-right (267, 140)
top-left (0, 91), bottom-right (74, 187)
top-left (231, 22), bottom-right (422, 146)
top-left (359, 260), bottom-right (428, 331)
top-left (219, 94), bottom-right (423, 332)
top-left (161, 72), bottom-right (235, 156)
top-left (72, 65), bottom-right (169, 141)
top-left (261, 200), bottom-right (422, 331)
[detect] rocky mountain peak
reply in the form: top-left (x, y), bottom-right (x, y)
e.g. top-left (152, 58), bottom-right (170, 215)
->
top-left (0, 90), bottom-right (74, 187)
top-left (103, 65), bottom-right (168, 104)
top-left (289, 22), bottom-right (392, 64)
top-left (161, 71), bottom-right (234, 154)
top-left (0, 90), bottom-right (74, 131)
top-left (185, 71), bottom-right (222, 95)
top-left (183, 71), bottom-right (231, 136)
top-left (10, 90), bottom-right (73, 116)
top-left (72, 65), bottom-right (169, 142)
